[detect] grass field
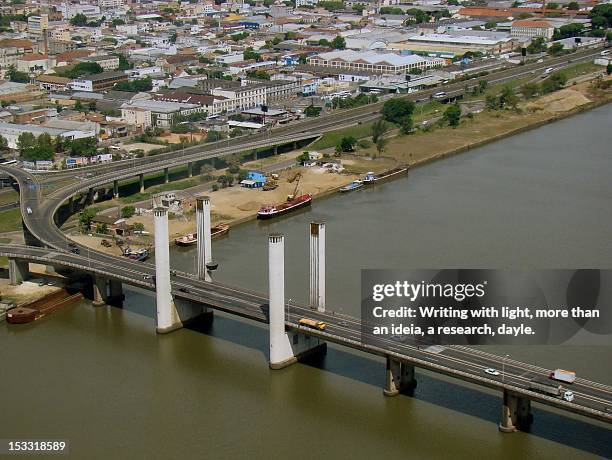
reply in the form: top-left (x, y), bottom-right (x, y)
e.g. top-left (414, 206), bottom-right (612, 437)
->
top-left (310, 120), bottom-right (376, 150)
top-left (0, 190), bottom-right (19, 206)
top-left (0, 208), bottom-right (23, 233)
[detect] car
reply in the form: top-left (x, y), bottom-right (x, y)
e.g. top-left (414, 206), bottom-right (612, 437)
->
top-left (544, 67), bottom-right (554, 74)
top-left (178, 287), bottom-right (189, 293)
top-left (563, 391), bottom-right (574, 402)
top-left (71, 248), bottom-right (80, 254)
top-left (68, 242), bottom-right (77, 248)
top-left (433, 91), bottom-right (447, 99)
top-left (142, 274), bottom-right (152, 280)
top-left (170, 270), bottom-right (177, 276)
top-left (26, 207), bottom-right (32, 214)
top-left (38, 280), bottom-right (46, 287)
top-left (485, 368), bottom-right (500, 376)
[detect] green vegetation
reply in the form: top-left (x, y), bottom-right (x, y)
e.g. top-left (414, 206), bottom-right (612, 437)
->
top-left (243, 48), bottom-right (261, 62)
top-left (6, 65), bottom-right (28, 83)
top-left (330, 93), bottom-right (377, 109)
top-left (55, 62), bottom-right (103, 79)
top-left (79, 208), bottom-right (96, 232)
top-left (304, 105), bottom-right (322, 118)
top-left (381, 98), bottom-right (415, 126)
top-left (120, 205), bottom-right (135, 218)
top-left (380, 7), bottom-right (404, 14)
top-left (310, 120), bottom-right (375, 150)
top-left (443, 104), bottom-right (462, 127)
top-left (0, 208), bottom-right (22, 233)
top-left (318, 1), bottom-right (344, 11)
top-left (18, 132), bottom-right (54, 161)
top-left (68, 137), bottom-right (97, 157)
top-left (113, 77), bottom-right (152, 92)
top-left (335, 136), bottom-right (357, 153)
top-left (246, 69), bottom-right (270, 80)
top-left (552, 23), bottom-right (583, 40)
top-left (371, 120), bottom-right (388, 144)
top-left (589, 4), bottom-right (612, 29)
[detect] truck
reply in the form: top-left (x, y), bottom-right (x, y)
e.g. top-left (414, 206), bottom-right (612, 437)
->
top-left (298, 318), bottom-right (326, 331)
top-left (529, 377), bottom-right (562, 397)
top-left (528, 378), bottom-right (575, 402)
top-left (550, 369), bottom-right (576, 384)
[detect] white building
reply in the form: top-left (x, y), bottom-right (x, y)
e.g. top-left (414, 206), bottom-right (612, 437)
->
top-left (59, 2), bottom-right (101, 19)
top-left (0, 121), bottom-right (94, 150)
top-left (307, 50), bottom-right (444, 74)
top-left (120, 100), bottom-right (204, 128)
top-left (511, 20), bottom-right (555, 40)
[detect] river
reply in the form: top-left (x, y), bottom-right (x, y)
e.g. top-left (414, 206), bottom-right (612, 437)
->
top-left (2, 104), bottom-right (611, 459)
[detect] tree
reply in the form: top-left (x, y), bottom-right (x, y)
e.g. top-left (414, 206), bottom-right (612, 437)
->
top-left (132, 222), bottom-right (145, 232)
top-left (527, 37), bottom-right (546, 54)
top-left (548, 42), bottom-right (565, 56)
top-left (400, 117), bottom-right (414, 135)
top-left (79, 209), bottom-right (96, 232)
top-left (381, 98), bottom-right (415, 125)
top-left (567, 2), bottom-right (579, 10)
top-left (205, 130), bottom-right (224, 143)
top-left (121, 205), bottom-right (135, 218)
top-left (95, 223), bottom-right (108, 234)
top-left (371, 119), bottom-right (388, 144)
top-left (243, 48), bottom-right (261, 62)
top-left (6, 65), bottom-right (28, 83)
top-left (69, 137), bottom-right (97, 157)
top-left (521, 82), bottom-right (539, 98)
top-left (547, 2), bottom-right (559, 9)
top-left (70, 13), bottom-right (88, 26)
top-left (114, 53), bottom-right (133, 71)
top-left (337, 136), bottom-right (357, 152)
top-left (540, 72), bottom-right (567, 93)
top-left (500, 86), bottom-right (519, 110)
top-left (0, 135), bottom-right (7, 151)
top-left (331, 35), bottom-right (346, 50)
top-left (443, 104), bottom-right (461, 127)
top-left (17, 132), bottom-right (36, 154)
top-left (589, 4), bottom-right (612, 29)
top-left (553, 23), bottom-right (584, 40)
top-left (375, 138), bottom-right (388, 157)
top-left (607, 62), bottom-right (612, 76)
top-left (304, 105), bottom-right (322, 118)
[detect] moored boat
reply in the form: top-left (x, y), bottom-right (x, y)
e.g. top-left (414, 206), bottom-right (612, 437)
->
top-left (257, 194), bottom-right (312, 219)
top-left (339, 180), bottom-right (363, 193)
top-left (175, 233), bottom-right (197, 246)
top-left (174, 224), bottom-right (230, 246)
top-left (363, 165), bottom-right (409, 184)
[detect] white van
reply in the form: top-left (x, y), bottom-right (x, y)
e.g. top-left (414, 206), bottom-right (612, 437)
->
top-left (544, 67), bottom-right (554, 74)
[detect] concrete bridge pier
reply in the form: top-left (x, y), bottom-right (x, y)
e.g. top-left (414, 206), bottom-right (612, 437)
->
top-left (252, 149), bottom-right (258, 160)
top-left (139, 174), bottom-right (145, 193)
top-left (187, 162), bottom-right (193, 178)
top-left (8, 258), bottom-right (29, 285)
top-left (108, 280), bottom-right (123, 307)
top-left (268, 234), bottom-right (326, 370)
top-left (273, 145), bottom-right (278, 155)
top-left (113, 180), bottom-right (119, 199)
top-left (86, 188), bottom-right (95, 204)
top-left (92, 275), bottom-right (108, 307)
top-left (154, 207), bottom-right (180, 333)
top-left (163, 168), bottom-right (169, 184)
top-left (68, 196), bottom-right (74, 213)
top-left (309, 222), bottom-right (325, 312)
top-left (384, 358), bottom-right (417, 396)
top-left (195, 195), bottom-right (214, 317)
top-left (499, 390), bottom-right (533, 433)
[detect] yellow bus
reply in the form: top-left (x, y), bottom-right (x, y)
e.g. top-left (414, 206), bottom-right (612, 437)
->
top-left (298, 318), bottom-right (326, 330)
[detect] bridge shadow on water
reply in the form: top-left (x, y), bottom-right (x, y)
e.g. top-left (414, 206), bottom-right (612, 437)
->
top-left (182, 310), bottom-right (612, 458)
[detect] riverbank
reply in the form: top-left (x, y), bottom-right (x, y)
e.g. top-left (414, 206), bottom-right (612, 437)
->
top-left (69, 74), bottom-right (611, 254)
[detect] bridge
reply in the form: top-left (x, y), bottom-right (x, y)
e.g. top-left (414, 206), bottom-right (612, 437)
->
top-left (2, 47), bottom-right (611, 434)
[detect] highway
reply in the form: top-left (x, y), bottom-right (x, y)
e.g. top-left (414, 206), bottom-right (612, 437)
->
top-left (2, 46), bottom-right (611, 428)
top-left (1, 242), bottom-right (611, 423)
top-left (28, 48), bottom-right (604, 183)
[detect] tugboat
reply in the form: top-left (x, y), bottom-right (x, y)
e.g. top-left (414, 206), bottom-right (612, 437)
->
top-left (339, 179), bottom-right (363, 193)
top-left (257, 176), bottom-right (312, 219)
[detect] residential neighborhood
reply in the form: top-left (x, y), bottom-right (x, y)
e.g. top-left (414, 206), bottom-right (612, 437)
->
top-left (0, 0), bottom-right (609, 168)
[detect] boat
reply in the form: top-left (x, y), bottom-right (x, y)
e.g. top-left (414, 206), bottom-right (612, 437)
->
top-left (173, 224), bottom-right (230, 246)
top-left (257, 194), bottom-right (312, 219)
top-left (175, 233), bottom-right (197, 246)
top-left (363, 165), bottom-right (409, 184)
top-left (258, 174), bottom-right (312, 219)
top-left (122, 247), bottom-right (149, 261)
top-left (339, 180), bottom-right (363, 193)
